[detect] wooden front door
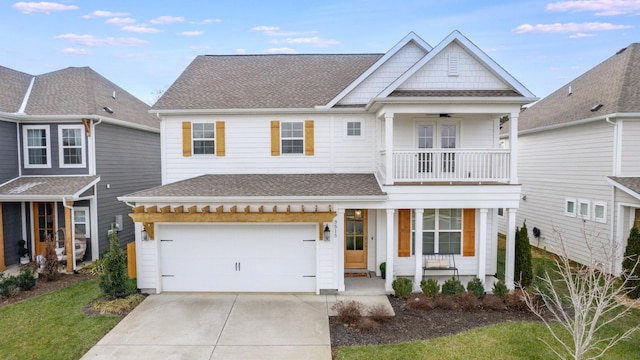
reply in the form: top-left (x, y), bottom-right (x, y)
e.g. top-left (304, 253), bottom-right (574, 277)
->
top-left (345, 209), bottom-right (367, 269)
top-left (33, 202), bottom-right (56, 256)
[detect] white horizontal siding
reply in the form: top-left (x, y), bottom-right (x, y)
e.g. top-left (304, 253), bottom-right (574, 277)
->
top-left (620, 119), bottom-right (640, 175)
top-left (162, 114), bottom-right (376, 183)
top-left (340, 42), bottom-right (427, 105)
top-left (512, 121), bottom-right (615, 267)
top-left (400, 42), bottom-right (508, 90)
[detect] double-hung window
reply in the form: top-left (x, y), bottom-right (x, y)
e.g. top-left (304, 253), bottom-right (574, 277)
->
top-left (281, 122), bottom-right (304, 154)
top-left (413, 209), bottom-right (462, 255)
top-left (74, 207), bottom-right (90, 237)
top-left (192, 123), bottom-right (215, 155)
top-left (23, 125), bottom-right (51, 168)
top-left (59, 125), bottom-right (85, 167)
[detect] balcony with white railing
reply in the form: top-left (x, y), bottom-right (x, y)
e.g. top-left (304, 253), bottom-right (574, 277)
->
top-left (381, 149), bottom-right (511, 184)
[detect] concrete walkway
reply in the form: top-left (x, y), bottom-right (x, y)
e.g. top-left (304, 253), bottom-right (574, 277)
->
top-left (80, 293), bottom-right (392, 360)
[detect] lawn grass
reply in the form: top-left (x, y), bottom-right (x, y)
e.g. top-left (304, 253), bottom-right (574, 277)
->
top-left (0, 278), bottom-right (122, 360)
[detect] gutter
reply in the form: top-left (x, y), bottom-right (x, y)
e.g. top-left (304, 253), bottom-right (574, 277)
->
top-left (506, 112), bottom-right (640, 138)
top-left (149, 107), bottom-right (368, 116)
top-left (0, 113), bottom-right (159, 133)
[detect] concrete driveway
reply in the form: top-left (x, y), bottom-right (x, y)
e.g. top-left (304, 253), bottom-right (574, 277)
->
top-left (81, 293), bottom-right (390, 360)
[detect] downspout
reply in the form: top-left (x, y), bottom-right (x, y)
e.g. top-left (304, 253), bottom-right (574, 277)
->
top-left (90, 118), bottom-right (102, 176)
top-left (62, 199), bottom-right (76, 271)
top-left (605, 116), bottom-right (617, 271)
top-left (16, 123), bottom-right (22, 177)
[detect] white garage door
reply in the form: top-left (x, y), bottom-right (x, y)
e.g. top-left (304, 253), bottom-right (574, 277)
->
top-left (158, 224), bottom-right (316, 292)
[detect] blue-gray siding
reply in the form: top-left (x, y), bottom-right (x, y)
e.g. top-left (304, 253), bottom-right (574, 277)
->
top-left (2, 202), bottom-right (23, 265)
top-left (0, 121), bottom-right (19, 183)
top-left (19, 123), bottom-right (90, 176)
top-left (95, 123), bottom-right (160, 254)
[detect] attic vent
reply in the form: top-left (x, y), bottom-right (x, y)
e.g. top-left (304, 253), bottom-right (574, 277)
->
top-left (590, 104), bottom-right (603, 112)
top-left (103, 106), bottom-right (114, 114)
top-left (448, 54), bottom-right (459, 76)
top-left (568, 85), bottom-right (572, 96)
top-left (112, 91), bottom-right (116, 100)
top-left (616, 47), bottom-right (627, 55)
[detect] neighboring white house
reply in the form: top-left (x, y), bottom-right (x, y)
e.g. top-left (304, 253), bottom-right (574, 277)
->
top-left (498, 43), bottom-right (640, 275)
top-left (119, 31), bottom-right (536, 294)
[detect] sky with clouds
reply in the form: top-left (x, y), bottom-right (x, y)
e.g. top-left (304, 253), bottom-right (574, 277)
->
top-left (1, 0), bottom-right (639, 105)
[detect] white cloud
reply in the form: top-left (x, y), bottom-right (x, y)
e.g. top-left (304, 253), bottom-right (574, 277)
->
top-left (105, 17), bottom-right (136, 26)
top-left (191, 18), bottom-right (221, 25)
top-left (150, 16), bottom-right (184, 24)
top-left (262, 47), bottom-right (297, 54)
top-left (12, 2), bottom-right (78, 14)
top-left (189, 44), bottom-right (211, 50)
top-left (83, 10), bottom-right (128, 18)
top-left (61, 47), bottom-right (89, 55)
top-left (569, 32), bottom-right (598, 38)
top-left (122, 25), bottom-right (162, 34)
top-left (234, 48), bottom-right (247, 54)
top-left (513, 22), bottom-right (633, 33)
top-left (179, 31), bottom-right (204, 36)
top-left (251, 25), bottom-right (304, 37)
top-left (547, 0), bottom-right (640, 16)
top-left (56, 33), bottom-right (148, 47)
top-left (276, 37), bottom-right (340, 47)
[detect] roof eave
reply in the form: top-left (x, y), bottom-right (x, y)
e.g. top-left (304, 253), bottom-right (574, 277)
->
top-left (366, 96), bottom-right (538, 111)
top-left (607, 177), bottom-right (640, 202)
top-left (149, 107), bottom-right (369, 116)
top-left (118, 195), bottom-right (388, 203)
top-left (0, 113), bottom-right (159, 133)
top-left (509, 112), bottom-right (640, 138)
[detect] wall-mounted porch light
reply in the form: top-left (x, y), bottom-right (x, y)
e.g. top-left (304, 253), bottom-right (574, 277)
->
top-left (141, 229), bottom-right (149, 241)
top-left (323, 224), bottom-right (331, 241)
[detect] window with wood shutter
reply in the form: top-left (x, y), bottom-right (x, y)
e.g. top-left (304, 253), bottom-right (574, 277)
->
top-left (271, 120), bottom-right (314, 156)
top-left (182, 121), bottom-right (225, 156)
top-left (412, 209), bottom-right (464, 255)
top-left (182, 121), bottom-right (192, 156)
top-left (398, 209), bottom-right (411, 257)
top-left (463, 208), bottom-right (475, 256)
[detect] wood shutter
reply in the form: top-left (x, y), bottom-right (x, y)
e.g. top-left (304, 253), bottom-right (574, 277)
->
top-left (270, 120), bottom-right (280, 156)
top-left (398, 209), bottom-right (411, 257)
top-left (304, 120), bottom-right (314, 155)
top-left (463, 208), bottom-right (476, 256)
top-left (216, 121), bottom-right (225, 156)
top-left (182, 121), bottom-right (192, 157)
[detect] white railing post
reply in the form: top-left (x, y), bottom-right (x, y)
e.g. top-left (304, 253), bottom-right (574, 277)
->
top-left (384, 114), bottom-right (394, 185)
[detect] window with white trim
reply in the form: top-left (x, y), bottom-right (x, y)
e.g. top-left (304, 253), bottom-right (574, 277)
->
top-left (412, 209), bottom-right (462, 255)
top-left (59, 125), bottom-right (85, 167)
top-left (593, 201), bottom-right (607, 223)
top-left (281, 122), bottom-right (304, 154)
top-left (565, 198), bottom-right (576, 217)
top-left (578, 199), bottom-right (590, 219)
top-left (192, 123), bottom-right (215, 155)
top-left (23, 125), bottom-right (51, 168)
top-left (74, 207), bottom-right (90, 237)
top-left (347, 121), bottom-right (361, 136)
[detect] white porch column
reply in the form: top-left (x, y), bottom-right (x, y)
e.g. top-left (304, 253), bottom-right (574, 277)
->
top-left (509, 112), bottom-right (519, 184)
top-left (477, 208), bottom-right (488, 288)
top-left (385, 208), bottom-right (395, 292)
top-left (505, 208), bottom-right (517, 290)
top-left (337, 208), bottom-right (346, 292)
top-left (384, 113), bottom-right (394, 186)
top-left (414, 208), bottom-right (423, 291)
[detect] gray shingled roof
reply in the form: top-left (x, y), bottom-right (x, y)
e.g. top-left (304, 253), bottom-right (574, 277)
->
top-left (0, 66), bottom-right (159, 129)
top-left (609, 176), bottom-right (640, 196)
top-left (516, 43), bottom-right (640, 133)
top-left (0, 176), bottom-right (100, 200)
top-left (153, 54), bottom-right (383, 110)
top-left (0, 65), bottom-right (33, 113)
top-left (123, 174), bottom-right (386, 199)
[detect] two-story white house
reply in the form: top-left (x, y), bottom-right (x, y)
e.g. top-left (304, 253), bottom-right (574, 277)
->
top-left (120, 31), bottom-right (536, 294)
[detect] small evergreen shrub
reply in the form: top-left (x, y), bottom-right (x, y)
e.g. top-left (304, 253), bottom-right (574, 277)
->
top-left (100, 233), bottom-right (130, 298)
top-left (456, 292), bottom-right (481, 312)
top-left (0, 274), bottom-right (19, 298)
top-left (622, 226), bottom-right (640, 299)
top-left (331, 300), bottom-right (363, 325)
top-left (16, 266), bottom-right (36, 290)
top-left (392, 277), bottom-right (413, 299)
top-left (466, 277), bottom-right (485, 298)
top-left (492, 280), bottom-right (509, 300)
top-left (441, 276), bottom-right (465, 295)
top-left (420, 278), bottom-right (440, 297)
top-left (515, 221), bottom-right (533, 288)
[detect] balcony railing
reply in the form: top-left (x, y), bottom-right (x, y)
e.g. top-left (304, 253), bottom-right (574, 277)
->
top-left (386, 149), bottom-right (510, 183)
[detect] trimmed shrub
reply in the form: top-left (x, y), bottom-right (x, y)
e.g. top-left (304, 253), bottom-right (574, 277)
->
top-left (622, 226), bottom-right (640, 299)
top-left (16, 266), bottom-right (36, 290)
top-left (492, 279), bottom-right (509, 300)
top-left (515, 221), bottom-right (533, 288)
top-left (0, 274), bottom-right (19, 298)
top-left (331, 300), bottom-right (363, 325)
top-left (100, 232), bottom-right (129, 298)
top-left (456, 292), bottom-right (481, 312)
top-left (434, 294), bottom-right (457, 310)
top-left (420, 278), bottom-right (440, 297)
top-left (406, 293), bottom-right (436, 311)
top-left (505, 289), bottom-right (530, 312)
top-left (482, 294), bottom-right (507, 310)
top-left (441, 276), bottom-right (465, 296)
top-left (392, 277), bottom-right (413, 299)
top-left (466, 277), bottom-right (485, 298)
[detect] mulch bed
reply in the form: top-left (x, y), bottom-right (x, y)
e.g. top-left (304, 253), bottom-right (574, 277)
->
top-left (330, 293), bottom-right (539, 355)
top-left (0, 271), bottom-right (94, 308)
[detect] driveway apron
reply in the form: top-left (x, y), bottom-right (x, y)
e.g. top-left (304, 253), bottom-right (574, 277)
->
top-left (80, 293), bottom-right (331, 360)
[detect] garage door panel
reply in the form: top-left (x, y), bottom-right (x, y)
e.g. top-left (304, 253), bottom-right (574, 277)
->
top-left (158, 224), bottom-right (316, 292)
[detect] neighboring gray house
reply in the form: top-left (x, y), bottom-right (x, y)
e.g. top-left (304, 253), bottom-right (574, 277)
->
top-left (499, 43), bottom-right (640, 274)
top-left (0, 65), bottom-right (160, 272)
